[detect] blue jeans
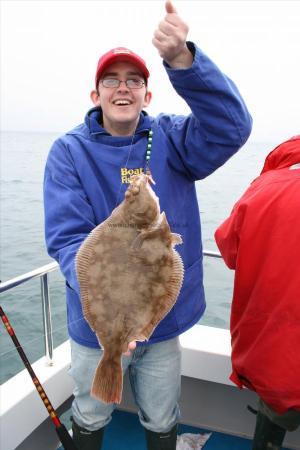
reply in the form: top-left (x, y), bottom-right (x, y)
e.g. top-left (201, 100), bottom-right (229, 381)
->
top-left (69, 337), bottom-right (181, 433)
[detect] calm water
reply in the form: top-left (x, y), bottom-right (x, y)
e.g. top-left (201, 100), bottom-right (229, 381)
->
top-left (0, 130), bottom-right (276, 384)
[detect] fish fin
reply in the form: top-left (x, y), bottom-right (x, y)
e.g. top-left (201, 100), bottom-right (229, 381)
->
top-left (129, 334), bottom-right (148, 343)
top-left (140, 323), bottom-right (155, 340)
top-left (91, 349), bottom-right (123, 404)
top-left (131, 229), bottom-right (159, 251)
top-left (144, 251), bottom-right (184, 335)
top-left (160, 213), bottom-right (182, 245)
top-left (171, 233), bottom-right (182, 245)
top-left (159, 211), bottom-right (167, 222)
top-left (131, 233), bottom-right (146, 251)
top-left (159, 211), bottom-right (170, 230)
top-left (131, 219), bottom-right (168, 251)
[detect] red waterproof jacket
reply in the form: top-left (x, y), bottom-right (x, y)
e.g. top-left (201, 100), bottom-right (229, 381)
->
top-left (215, 136), bottom-right (300, 414)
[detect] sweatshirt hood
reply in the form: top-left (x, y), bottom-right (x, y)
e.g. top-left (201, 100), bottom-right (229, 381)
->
top-left (84, 106), bottom-right (151, 135)
top-left (261, 135), bottom-right (300, 174)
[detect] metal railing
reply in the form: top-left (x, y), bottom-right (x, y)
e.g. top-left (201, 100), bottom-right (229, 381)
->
top-left (203, 250), bottom-right (222, 259)
top-left (0, 262), bottom-right (59, 365)
top-left (0, 250), bottom-right (222, 365)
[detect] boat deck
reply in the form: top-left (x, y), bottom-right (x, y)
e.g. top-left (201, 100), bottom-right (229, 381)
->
top-left (57, 409), bottom-right (293, 450)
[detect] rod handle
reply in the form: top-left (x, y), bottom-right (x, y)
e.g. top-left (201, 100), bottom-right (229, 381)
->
top-left (56, 424), bottom-right (78, 450)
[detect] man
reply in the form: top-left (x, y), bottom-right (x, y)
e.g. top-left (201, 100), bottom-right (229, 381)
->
top-left (44, 1), bottom-right (252, 449)
top-left (215, 136), bottom-right (300, 450)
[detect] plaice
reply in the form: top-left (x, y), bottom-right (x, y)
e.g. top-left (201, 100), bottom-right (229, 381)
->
top-left (76, 173), bottom-right (184, 404)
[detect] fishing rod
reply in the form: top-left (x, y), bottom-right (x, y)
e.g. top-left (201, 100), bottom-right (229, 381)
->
top-left (0, 305), bottom-right (78, 450)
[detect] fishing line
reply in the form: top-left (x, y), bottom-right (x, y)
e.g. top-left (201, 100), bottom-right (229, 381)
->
top-left (114, 126), bottom-right (138, 208)
top-left (114, 124), bottom-right (153, 209)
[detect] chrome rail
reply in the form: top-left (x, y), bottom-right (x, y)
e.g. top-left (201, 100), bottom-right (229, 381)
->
top-left (203, 250), bottom-right (222, 259)
top-left (40, 273), bottom-right (54, 363)
top-left (0, 261), bottom-right (59, 365)
top-left (0, 250), bottom-right (222, 365)
top-left (0, 262), bottom-right (59, 293)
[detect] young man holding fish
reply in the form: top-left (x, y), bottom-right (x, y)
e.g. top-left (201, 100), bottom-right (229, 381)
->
top-left (44, 1), bottom-right (252, 449)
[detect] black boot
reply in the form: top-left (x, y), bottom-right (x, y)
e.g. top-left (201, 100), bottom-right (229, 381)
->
top-left (252, 411), bottom-right (286, 450)
top-left (145, 424), bottom-right (177, 450)
top-left (71, 417), bottom-right (104, 450)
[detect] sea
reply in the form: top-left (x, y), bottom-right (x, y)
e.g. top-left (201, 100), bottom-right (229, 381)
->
top-left (0, 130), bottom-right (276, 384)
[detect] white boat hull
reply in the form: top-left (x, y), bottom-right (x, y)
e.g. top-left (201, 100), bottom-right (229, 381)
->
top-left (1, 326), bottom-right (299, 450)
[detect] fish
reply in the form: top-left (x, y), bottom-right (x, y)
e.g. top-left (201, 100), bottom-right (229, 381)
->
top-left (75, 173), bottom-right (184, 404)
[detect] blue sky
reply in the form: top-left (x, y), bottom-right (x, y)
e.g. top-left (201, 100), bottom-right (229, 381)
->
top-left (1, 1), bottom-right (300, 142)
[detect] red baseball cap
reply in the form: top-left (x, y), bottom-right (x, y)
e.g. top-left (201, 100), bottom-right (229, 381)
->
top-left (95, 47), bottom-right (150, 88)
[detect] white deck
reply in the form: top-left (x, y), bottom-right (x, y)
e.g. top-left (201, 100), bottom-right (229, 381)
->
top-left (0, 341), bottom-right (74, 450)
top-left (1, 325), bottom-right (299, 450)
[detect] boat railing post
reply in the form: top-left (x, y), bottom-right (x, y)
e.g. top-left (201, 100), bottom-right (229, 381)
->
top-left (40, 273), bottom-right (54, 365)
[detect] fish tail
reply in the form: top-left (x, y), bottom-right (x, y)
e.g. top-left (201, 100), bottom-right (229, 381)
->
top-left (91, 350), bottom-right (123, 404)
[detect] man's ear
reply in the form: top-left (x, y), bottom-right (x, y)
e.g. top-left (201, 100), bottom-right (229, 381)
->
top-left (143, 90), bottom-right (152, 108)
top-left (90, 89), bottom-right (101, 106)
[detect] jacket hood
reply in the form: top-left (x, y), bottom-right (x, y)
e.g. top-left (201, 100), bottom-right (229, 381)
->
top-left (84, 106), bottom-right (151, 135)
top-left (261, 135), bottom-right (300, 174)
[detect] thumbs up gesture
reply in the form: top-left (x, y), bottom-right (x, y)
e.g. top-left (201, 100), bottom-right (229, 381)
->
top-left (152, 1), bottom-right (193, 68)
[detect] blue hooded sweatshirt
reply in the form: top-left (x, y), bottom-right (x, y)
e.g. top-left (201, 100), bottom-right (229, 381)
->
top-left (44, 43), bottom-right (252, 348)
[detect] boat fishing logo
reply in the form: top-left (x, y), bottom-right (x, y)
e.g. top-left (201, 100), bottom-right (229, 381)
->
top-left (120, 167), bottom-right (144, 184)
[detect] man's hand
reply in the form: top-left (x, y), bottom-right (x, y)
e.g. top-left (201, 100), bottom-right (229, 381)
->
top-left (152, 1), bottom-right (193, 69)
top-left (123, 340), bottom-right (136, 356)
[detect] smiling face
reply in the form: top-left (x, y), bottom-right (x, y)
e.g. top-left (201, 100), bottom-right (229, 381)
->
top-left (90, 61), bottom-right (152, 136)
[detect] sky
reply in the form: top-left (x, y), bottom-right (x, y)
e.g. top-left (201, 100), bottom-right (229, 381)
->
top-left (1, 0), bottom-right (300, 142)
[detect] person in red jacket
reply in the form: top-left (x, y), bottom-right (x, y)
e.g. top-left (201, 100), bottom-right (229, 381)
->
top-left (215, 136), bottom-right (300, 449)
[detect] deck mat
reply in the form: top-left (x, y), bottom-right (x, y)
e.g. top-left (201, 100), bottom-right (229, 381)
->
top-left (57, 408), bottom-right (293, 450)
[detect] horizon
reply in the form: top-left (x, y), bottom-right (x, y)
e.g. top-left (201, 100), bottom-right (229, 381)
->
top-left (0, 128), bottom-right (283, 148)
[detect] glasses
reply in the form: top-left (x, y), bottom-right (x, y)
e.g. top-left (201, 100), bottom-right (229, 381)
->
top-left (101, 78), bottom-right (145, 89)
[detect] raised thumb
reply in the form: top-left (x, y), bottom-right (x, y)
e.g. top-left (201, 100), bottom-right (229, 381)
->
top-left (165, 0), bottom-right (177, 14)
